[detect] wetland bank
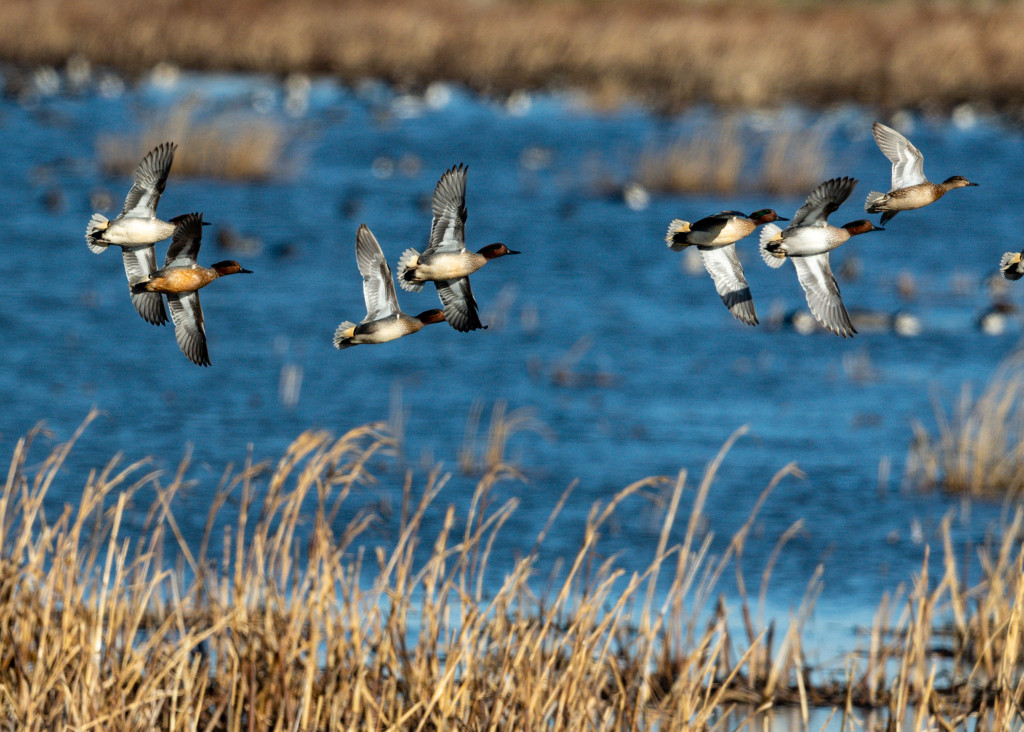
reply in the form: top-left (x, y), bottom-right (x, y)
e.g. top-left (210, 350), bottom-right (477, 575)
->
top-left (3, 0), bottom-right (1024, 729)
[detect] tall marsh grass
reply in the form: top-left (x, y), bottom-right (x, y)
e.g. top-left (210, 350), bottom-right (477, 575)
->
top-left (2, 412), bottom-right (1024, 729)
top-left (97, 103), bottom-right (284, 181)
top-left (635, 123), bottom-right (827, 195)
top-left (906, 352), bottom-right (1024, 496)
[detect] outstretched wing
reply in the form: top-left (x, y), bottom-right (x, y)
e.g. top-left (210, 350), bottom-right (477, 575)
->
top-left (699, 244), bottom-right (757, 326)
top-left (790, 177), bottom-right (857, 227)
top-left (355, 224), bottom-right (399, 321)
top-left (120, 141), bottom-right (177, 219)
top-left (164, 212), bottom-right (204, 266)
top-left (121, 246), bottom-right (167, 325)
top-left (872, 122), bottom-right (926, 189)
top-left (792, 254), bottom-right (856, 337)
top-left (434, 276), bottom-right (483, 332)
top-left (167, 291), bottom-right (210, 366)
top-left (426, 164), bottom-right (468, 254)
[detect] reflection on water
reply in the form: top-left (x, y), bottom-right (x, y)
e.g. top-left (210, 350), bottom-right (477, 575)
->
top-left (1, 64), bottom-right (1020, 661)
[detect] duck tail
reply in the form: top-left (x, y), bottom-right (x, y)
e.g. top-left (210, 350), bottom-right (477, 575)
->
top-left (1000, 252), bottom-right (1024, 281)
top-left (130, 278), bottom-right (151, 294)
top-left (759, 223), bottom-right (787, 268)
top-left (333, 321), bottom-right (358, 349)
top-left (665, 219), bottom-right (692, 251)
top-left (864, 191), bottom-right (886, 213)
top-left (397, 248), bottom-right (424, 292)
top-left (85, 213), bottom-right (110, 253)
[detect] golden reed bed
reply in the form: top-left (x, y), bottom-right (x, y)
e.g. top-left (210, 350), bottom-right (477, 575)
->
top-left (1, 412), bottom-right (1022, 730)
top-left (5, 0), bottom-right (1024, 111)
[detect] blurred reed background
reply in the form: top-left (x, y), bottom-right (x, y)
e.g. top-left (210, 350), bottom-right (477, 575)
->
top-left (4, 0), bottom-right (1024, 112)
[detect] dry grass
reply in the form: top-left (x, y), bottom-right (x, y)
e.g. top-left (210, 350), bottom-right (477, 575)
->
top-left (906, 352), bottom-right (1024, 496)
top-left (635, 123), bottom-right (827, 195)
top-left (4, 0), bottom-right (1024, 111)
top-left (2, 412), bottom-right (1024, 730)
top-left (96, 102), bottom-right (285, 181)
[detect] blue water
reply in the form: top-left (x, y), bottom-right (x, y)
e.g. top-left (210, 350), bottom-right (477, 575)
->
top-left (2, 65), bottom-right (1020, 661)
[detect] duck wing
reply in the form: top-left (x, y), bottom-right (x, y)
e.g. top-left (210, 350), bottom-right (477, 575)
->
top-left (699, 244), bottom-right (757, 326)
top-left (167, 291), bottom-right (210, 366)
top-left (164, 212), bottom-right (204, 267)
top-left (792, 253), bottom-right (856, 337)
top-left (789, 177), bottom-right (857, 228)
top-left (434, 276), bottom-right (483, 332)
top-left (120, 141), bottom-right (177, 220)
top-left (872, 122), bottom-right (926, 189)
top-left (426, 164), bottom-right (468, 254)
top-left (122, 246), bottom-right (168, 325)
top-left (355, 224), bottom-right (400, 321)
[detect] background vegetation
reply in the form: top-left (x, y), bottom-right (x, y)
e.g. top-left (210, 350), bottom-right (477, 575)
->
top-left (6, 0), bottom-right (1024, 111)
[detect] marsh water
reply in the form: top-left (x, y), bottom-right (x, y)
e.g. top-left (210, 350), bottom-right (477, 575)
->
top-left (2, 66), bottom-right (1021, 664)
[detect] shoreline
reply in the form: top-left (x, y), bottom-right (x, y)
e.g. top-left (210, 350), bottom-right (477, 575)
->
top-left (6, 1), bottom-right (1024, 112)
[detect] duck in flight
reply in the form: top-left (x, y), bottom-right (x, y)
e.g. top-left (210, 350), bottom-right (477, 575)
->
top-left (396, 164), bottom-right (518, 332)
top-left (760, 177), bottom-right (884, 337)
top-left (665, 208), bottom-right (786, 326)
top-left (334, 224), bottom-right (446, 349)
top-left (865, 121), bottom-right (977, 225)
top-left (86, 141), bottom-right (180, 326)
top-left (131, 212), bottom-right (252, 366)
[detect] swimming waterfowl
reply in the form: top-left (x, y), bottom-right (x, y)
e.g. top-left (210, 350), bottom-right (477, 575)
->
top-left (334, 224), bottom-right (446, 349)
top-left (85, 141), bottom-right (178, 326)
top-left (131, 212), bottom-right (252, 366)
top-left (396, 164), bottom-right (518, 332)
top-left (665, 209), bottom-right (787, 326)
top-left (865, 122), bottom-right (977, 225)
top-left (1000, 250), bottom-right (1024, 281)
top-left (759, 177), bottom-right (884, 338)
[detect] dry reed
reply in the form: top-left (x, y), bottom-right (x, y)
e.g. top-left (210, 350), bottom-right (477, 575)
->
top-left (906, 352), bottom-right (1024, 496)
top-left (4, 1), bottom-right (1024, 111)
top-left (96, 102), bottom-right (284, 181)
top-left (1, 412), bottom-right (1023, 730)
top-left (635, 123), bottom-right (827, 195)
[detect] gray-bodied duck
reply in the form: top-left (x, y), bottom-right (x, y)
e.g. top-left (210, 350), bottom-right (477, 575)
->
top-left (131, 212), bottom-right (252, 366)
top-left (335, 224), bottom-right (446, 349)
top-left (396, 164), bottom-right (518, 332)
top-left (865, 122), bottom-right (977, 225)
top-left (86, 141), bottom-right (179, 326)
top-left (665, 209), bottom-right (786, 326)
top-left (760, 177), bottom-right (884, 338)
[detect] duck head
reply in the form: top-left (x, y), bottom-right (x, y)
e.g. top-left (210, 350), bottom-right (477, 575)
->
top-left (211, 260), bottom-right (254, 276)
top-left (749, 209), bottom-right (788, 225)
top-left (942, 175), bottom-right (978, 189)
top-left (841, 220), bottom-right (885, 236)
top-left (416, 309), bottom-right (446, 325)
top-left (478, 243), bottom-right (520, 259)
